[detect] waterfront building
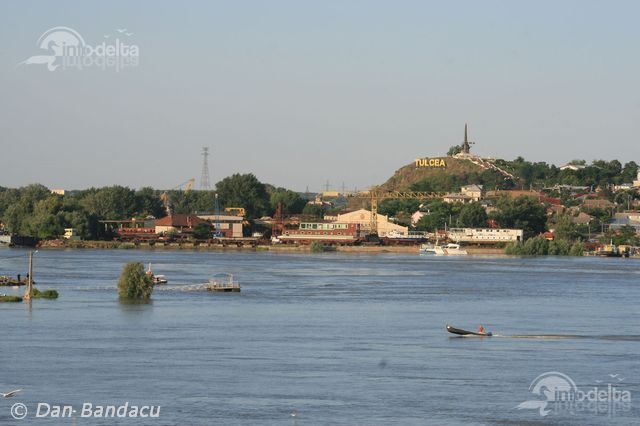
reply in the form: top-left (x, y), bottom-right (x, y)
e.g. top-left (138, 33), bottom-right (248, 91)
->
top-left (447, 227), bottom-right (523, 243)
top-left (155, 214), bottom-right (208, 235)
top-left (196, 214), bottom-right (244, 238)
top-left (334, 209), bottom-right (408, 237)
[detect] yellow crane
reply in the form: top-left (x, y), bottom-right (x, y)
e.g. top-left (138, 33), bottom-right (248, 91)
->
top-left (160, 178), bottom-right (195, 216)
top-left (347, 187), bottom-right (446, 235)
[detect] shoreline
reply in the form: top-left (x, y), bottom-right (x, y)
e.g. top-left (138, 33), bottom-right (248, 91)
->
top-left (30, 239), bottom-right (508, 255)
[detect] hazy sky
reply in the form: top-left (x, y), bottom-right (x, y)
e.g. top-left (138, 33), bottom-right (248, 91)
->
top-left (1, 1), bottom-right (639, 192)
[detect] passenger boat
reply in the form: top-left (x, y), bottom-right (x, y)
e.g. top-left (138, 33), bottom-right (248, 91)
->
top-left (446, 324), bottom-right (492, 336)
top-left (434, 243), bottom-right (468, 256)
top-left (206, 273), bottom-right (241, 292)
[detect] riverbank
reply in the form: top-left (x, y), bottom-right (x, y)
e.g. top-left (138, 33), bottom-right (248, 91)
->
top-left (36, 239), bottom-right (508, 255)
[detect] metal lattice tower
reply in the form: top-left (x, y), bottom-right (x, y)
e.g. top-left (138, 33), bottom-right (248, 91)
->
top-left (200, 147), bottom-right (211, 190)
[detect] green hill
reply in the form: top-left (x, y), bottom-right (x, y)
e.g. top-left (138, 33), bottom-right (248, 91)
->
top-left (380, 156), bottom-right (513, 192)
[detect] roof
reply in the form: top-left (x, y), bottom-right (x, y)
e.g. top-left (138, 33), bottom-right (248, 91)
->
top-left (155, 214), bottom-right (207, 228)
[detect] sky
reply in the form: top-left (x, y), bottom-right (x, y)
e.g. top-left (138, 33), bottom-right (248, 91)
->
top-left (0, 0), bottom-right (639, 192)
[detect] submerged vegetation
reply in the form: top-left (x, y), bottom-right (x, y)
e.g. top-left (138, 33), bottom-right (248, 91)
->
top-left (0, 295), bottom-right (22, 303)
top-left (32, 288), bottom-right (59, 299)
top-left (118, 262), bottom-right (154, 300)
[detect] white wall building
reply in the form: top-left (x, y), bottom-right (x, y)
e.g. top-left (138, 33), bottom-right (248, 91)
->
top-left (447, 228), bottom-right (523, 243)
top-left (334, 209), bottom-right (408, 237)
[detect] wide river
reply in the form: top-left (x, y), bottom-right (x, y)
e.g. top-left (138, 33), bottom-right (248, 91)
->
top-left (0, 248), bottom-right (638, 425)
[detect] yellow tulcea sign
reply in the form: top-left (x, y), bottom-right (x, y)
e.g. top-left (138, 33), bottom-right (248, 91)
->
top-left (414, 157), bottom-right (447, 168)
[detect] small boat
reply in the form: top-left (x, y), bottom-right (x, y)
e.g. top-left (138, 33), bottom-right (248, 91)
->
top-left (434, 243), bottom-right (468, 256)
top-left (446, 324), bottom-right (492, 336)
top-left (206, 273), bottom-right (241, 292)
top-left (146, 263), bottom-right (168, 285)
top-left (152, 275), bottom-right (168, 285)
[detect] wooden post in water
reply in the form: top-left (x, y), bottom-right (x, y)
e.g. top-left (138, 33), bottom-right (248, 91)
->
top-left (23, 251), bottom-right (33, 301)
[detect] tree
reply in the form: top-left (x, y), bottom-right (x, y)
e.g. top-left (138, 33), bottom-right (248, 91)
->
top-left (215, 174), bottom-right (270, 219)
top-left (550, 213), bottom-right (578, 241)
top-left (492, 195), bottom-right (547, 239)
top-left (414, 201), bottom-right (453, 232)
top-left (457, 202), bottom-right (488, 228)
top-left (192, 222), bottom-right (212, 240)
top-left (302, 203), bottom-right (326, 219)
top-left (447, 145), bottom-right (462, 156)
top-left (269, 188), bottom-right (306, 215)
top-left (135, 187), bottom-right (164, 218)
top-left (118, 262), bottom-right (153, 300)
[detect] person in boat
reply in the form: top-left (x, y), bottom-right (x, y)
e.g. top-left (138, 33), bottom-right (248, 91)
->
top-left (478, 325), bottom-right (485, 334)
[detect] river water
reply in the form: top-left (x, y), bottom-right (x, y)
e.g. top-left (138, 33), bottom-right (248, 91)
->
top-left (0, 248), bottom-right (638, 425)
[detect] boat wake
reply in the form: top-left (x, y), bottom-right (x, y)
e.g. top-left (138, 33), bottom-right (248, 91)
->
top-left (492, 334), bottom-right (640, 341)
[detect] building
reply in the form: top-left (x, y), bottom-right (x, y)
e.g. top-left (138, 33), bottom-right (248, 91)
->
top-left (582, 198), bottom-right (615, 210)
top-left (460, 184), bottom-right (483, 201)
top-left (334, 209), bottom-right (408, 237)
top-left (155, 214), bottom-right (208, 235)
top-left (633, 171), bottom-right (640, 188)
top-left (485, 189), bottom-right (542, 200)
top-left (443, 193), bottom-right (473, 204)
top-left (609, 212), bottom-right (640, 233)
top-left (51, 189), bottom-right (66, 196)
top-left (196, 214), bottom-right (244, 238)
top-left (447, 227), bottom-right (523, 243)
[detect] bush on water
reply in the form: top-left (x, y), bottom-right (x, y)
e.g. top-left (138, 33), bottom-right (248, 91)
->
top-left (118, 262), bottom-right (153, 301)
top-left (32, 288), bottom-right (59, 299)
top-left (0, 295), bottom-right (22, 303)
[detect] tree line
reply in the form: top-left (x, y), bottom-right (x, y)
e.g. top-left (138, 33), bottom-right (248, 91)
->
top-left (0, 174), bottom-right (308, 239)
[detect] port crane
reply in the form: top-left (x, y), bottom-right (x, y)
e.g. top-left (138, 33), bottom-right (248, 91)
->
top-left (160, 178), bottom-right (195, 216)
top-left (346, 187), bottom-right (446, 235)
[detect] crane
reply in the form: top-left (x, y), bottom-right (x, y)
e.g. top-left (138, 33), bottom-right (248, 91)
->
top-left (160, 178), bottom-right (195, 216)
top-left (346, 187), bottom-right (446, 235)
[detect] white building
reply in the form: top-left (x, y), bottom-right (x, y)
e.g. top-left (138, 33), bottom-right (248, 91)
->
top-left (460, 184), bottom-right (483, 201)
top-left (447, 228), bottom-right (523, 243)
top-left (334, 209), bottom-right (408, 237)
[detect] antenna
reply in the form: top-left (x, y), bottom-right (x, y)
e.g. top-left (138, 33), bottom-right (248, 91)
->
top-left (200, 147), bottom-right (211, 190)
top-left (324, 180), bottom-right (330, 192)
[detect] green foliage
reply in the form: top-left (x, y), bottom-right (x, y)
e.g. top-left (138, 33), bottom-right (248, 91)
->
top-left (458, 203), bottom-right (488, 228)
top-left (117, 262), bottom-right (154, 300)
top-left (548, 239), bottom-right (571, 255)
top-left (414, 200), bottom-right (453, 232)
top-left (302, 203), bottom-right (326, 219)
top-left (550, 213), bottom-right (578, 241)
top-left (32, 288), bottom-right (59, 299)
top-left (269, 188), bottom-right (306, 215)
top-left (0, 295), bottom-right (22, 302)
top-left (491, 196), bottom-right (547, 239)
top-left (310, 241), bottom-right (326, 253)
top-left (215, 173), bottom-right (270, 219)
top-left (447, 145), bottom-right (462, 156)
top-left (505, 235), bottom-right (549, 255)
top-left (192, 222), bottom-right (212, 240)
top-left (569, 241), bottom-right (585, 256)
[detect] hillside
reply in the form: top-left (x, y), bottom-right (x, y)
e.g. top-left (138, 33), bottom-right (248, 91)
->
top-left (380, 156), bottom-right (511, 192)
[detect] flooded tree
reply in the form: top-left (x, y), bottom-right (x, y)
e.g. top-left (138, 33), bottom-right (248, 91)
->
top-left (117, 262), bottom-right (153, 301)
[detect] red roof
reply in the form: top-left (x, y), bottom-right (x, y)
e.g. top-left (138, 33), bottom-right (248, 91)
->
top-left (155, 214), bottom-right (207, 228)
